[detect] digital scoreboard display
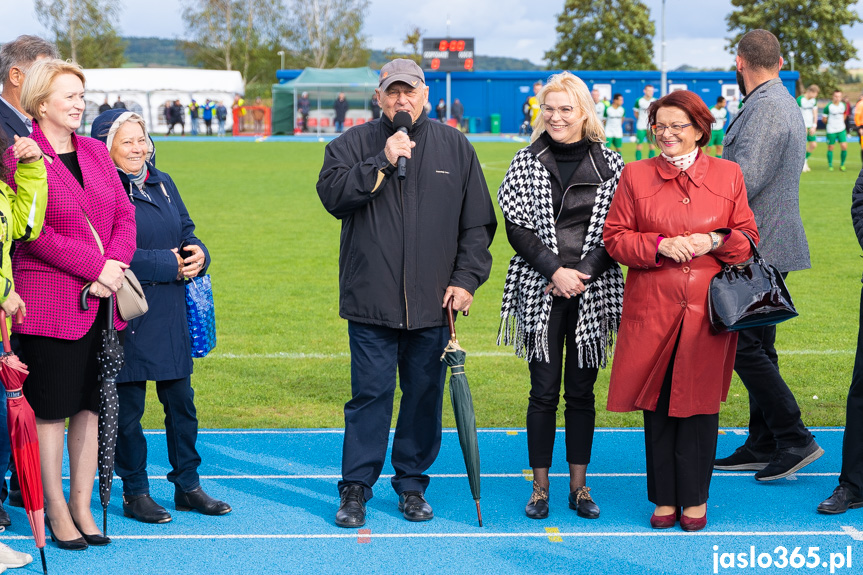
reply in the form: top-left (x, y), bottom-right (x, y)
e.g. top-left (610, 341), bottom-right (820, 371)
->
top-left (421, 38), bottom-right (475, 72)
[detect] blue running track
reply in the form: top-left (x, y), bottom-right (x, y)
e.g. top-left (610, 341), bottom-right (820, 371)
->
top-left (0, 428), bottom-right (859, 575)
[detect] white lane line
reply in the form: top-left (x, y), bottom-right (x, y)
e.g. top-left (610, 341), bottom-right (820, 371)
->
top-left (0, 530), bottom-right (851, 541)
top-left (54, 472), bottom-right (840, 481)
top-left (153, 428), bottom-right (844, 436)
top-left (185, 472), bottom-right (840, 480)
top-left (206, 349), bottom-right (854, 360)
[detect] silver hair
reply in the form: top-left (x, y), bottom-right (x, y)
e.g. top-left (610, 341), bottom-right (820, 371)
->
top-left (0, 35), bottom-right (60, 84)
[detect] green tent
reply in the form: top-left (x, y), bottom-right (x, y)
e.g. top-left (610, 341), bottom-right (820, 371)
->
top-left (272, 67), bottom-right (380, 135)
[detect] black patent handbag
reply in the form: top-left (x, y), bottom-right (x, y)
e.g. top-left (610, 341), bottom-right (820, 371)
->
top-left (707, 232), bottom-right (798, 332)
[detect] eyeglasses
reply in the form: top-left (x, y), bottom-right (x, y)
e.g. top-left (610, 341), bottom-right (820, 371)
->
top-left (651, 123), bottom-right (692, 135)
top-left (540, 105), bottom-right (575, 119)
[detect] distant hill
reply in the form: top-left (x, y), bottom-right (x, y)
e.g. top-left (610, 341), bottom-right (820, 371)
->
top-left (119, 39), bottom-right (541, 71)
top-left (123, 37), bottom-right (190, 68)
top-left (368, 49), bottom-right (540, 71)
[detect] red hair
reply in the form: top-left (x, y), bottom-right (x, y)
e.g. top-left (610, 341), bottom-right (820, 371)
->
top-left (647, 90), bottom-right (714, 148)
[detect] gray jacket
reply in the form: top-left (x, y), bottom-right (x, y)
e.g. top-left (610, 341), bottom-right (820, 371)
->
top-left (723, 78), bottom-right (810, 273)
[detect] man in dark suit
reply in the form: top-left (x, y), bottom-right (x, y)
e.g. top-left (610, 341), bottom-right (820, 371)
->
top-left (715, 29), bottom-right (821, 481)
top-left (0, 36), bottom-right (59, 141)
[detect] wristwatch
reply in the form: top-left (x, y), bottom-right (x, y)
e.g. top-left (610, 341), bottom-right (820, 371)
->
top-left (709, 232), bottom-right (721, 251)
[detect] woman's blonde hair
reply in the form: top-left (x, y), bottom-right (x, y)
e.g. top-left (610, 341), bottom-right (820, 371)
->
top-left (20, 58), bottom-right (86, 119)
top-left (531, 72), bottom-right (605, 144)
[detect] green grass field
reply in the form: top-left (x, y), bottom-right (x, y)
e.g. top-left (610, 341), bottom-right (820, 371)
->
top-left (141, 140), bottom-right (863, 430)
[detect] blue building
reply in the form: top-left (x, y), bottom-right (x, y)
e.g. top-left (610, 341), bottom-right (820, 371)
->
top-left (275, 69), bottom-right (800, 134)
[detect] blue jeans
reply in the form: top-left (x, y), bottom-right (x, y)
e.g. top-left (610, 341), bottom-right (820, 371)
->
top-left (339, 321), bottom-right (448, 501)
top-left (189, 118), bottom-right (198, 136)
top-left (335, 120), bottom-right (344, 133)
top-left (115, 377), bottom-right (202, 495)
top-left (217, 119), bottom-right (226, 136)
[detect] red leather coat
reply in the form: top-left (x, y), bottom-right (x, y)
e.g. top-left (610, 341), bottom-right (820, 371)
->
top-left (602, 153), bottom-right (758, 417)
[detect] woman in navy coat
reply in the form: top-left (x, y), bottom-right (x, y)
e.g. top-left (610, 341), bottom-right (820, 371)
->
top-left (92, 110), bottom-right (231, 523)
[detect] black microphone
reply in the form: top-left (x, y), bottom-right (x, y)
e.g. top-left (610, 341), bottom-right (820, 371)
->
top-left (393, 111), bottom-right (412, 180)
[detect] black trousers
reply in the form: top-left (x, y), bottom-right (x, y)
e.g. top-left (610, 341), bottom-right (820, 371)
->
top-left (338, 321), bottom-right (449, 501)
top-left (115, 377), bottom-right (202, 495)
top-left (840, 287), bottom-right (863, 496)
top-left (733, 275), bottom-right (812, 452)
top-left (643, 351), bottom-right (719, 508)
top-left (526, 296), bottom-right (598, 468)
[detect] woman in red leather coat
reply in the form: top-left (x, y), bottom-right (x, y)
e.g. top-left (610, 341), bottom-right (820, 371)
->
top-left (603, 90), bottom-right (758, 532)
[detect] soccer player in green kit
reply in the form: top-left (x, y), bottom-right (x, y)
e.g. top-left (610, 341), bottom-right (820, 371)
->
top-left (823, 89), bottom-right (848, 171)
top-left (797, 84), bottom-right (819, 172)
top-left (633, 84), bottom-right (656, 160)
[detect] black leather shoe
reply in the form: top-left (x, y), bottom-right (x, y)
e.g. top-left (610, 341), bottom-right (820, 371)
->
top-left (817, 485), bottom-right (863, 515)
top-left (123, 493), bottom-right (173, 524)
top-left (175, 486), bottom-right (232, 515)
top-left (6, 489), bottom-right (22, 509)
top-left (0, 502), bottom-right (10, 527)
top-left (398, 491), bottom-right (433, 522)
top-left (569, 486), bottom-right (600, 519)
top-left (525, 481), bottom-right (549, 519)
top-left (335, 484), bottom-right (366, 528)
top-left (71, 517), bottom-right (111, 546)
top-left (45, 515), bottom-right (88, 551)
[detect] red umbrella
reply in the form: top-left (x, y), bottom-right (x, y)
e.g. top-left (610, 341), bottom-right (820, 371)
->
top-left (0, 310), bottom-right (47, 575)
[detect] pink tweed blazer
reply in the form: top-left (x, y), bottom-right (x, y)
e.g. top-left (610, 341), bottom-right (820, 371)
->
top-left (3, 122), bottom-right (136, 339)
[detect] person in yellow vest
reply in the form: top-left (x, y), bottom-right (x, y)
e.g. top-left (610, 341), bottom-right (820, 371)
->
top-left (528, 80), bottom-right (543, 127)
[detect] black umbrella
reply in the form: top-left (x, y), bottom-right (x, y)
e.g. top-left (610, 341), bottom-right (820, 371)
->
top-left (81, 288), bottom-right (124, 535)
top-left (441, 301), bottom-right (482, 527)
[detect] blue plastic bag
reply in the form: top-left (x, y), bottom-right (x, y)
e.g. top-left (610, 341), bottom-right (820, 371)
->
top-left (186, 275), bottom-right (216, 358)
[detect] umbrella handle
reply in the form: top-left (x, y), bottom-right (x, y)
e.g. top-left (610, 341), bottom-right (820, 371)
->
top-left (0, 309), bottom-right (23, 354)
top-left (80, 283), bottom-right (92, 311)
top-left (446, 301), bottom-right (457, 341)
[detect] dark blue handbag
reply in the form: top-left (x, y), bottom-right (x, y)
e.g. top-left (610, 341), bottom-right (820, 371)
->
top-left (186, 275), bottom-right (216, 357)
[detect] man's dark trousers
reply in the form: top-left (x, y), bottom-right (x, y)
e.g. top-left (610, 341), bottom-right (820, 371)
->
top-left (734, 279), bottom-right (812, 452)
top-left (839, 287), bottom-right (863, 496)
top-left (339, 321), bottom-right (449, 501)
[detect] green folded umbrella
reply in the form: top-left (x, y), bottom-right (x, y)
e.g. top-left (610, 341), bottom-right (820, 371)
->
top-left (441, 302), bottom-right (482, 527)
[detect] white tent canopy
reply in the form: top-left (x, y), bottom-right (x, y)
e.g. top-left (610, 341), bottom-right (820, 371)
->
top-left (81, 68), bottom-right (245, 133)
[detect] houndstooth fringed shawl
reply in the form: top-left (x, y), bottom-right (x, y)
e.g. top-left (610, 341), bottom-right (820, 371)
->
top-left (497, 144), bottom-right (625, 367)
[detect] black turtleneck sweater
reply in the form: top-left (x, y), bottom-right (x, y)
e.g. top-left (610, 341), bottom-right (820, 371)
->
top-left (504, 132), bottom-right (615, 283)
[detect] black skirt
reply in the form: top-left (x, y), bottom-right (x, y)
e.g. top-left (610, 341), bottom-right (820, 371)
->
top-left (18, 299), bottom-right (114, 420)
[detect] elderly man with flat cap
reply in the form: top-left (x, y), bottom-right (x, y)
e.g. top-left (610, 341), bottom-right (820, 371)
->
top-left (317, 59), bottom-right (497, 527)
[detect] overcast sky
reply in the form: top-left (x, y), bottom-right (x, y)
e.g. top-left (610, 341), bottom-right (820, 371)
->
top-left (4, 0), bottom-right (863, 70)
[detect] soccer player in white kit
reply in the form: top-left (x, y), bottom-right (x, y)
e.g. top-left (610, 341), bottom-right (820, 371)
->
top-left (633, 85), bottom-right (656, 160)
top-left (604, 94), bottom-right (625, 153)
top-left (797, 84), bottom-right (819, 172)
top-left (592, 88), bottom-right (607, 125)
top-left (823, 89), bottom-right (848, 171)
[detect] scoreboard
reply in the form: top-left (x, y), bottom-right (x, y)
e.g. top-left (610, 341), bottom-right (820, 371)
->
top-left (421, 38), bottom-right (475, 72)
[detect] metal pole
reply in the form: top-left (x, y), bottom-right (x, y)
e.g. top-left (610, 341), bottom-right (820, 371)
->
top-left (790, 50), bottom-right (795, 72)
top-left (660, 0), bottom-right (667, 96)
top-left (446, 72), bottom-right (451, 120)
top-left (277, 50), bottom-right (285, 70)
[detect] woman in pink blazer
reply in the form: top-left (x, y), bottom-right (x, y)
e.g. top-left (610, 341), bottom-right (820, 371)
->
top-left (3, 60), bottom-right (135, 550)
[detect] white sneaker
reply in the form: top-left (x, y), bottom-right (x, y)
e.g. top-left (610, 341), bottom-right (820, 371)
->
top-left (802, 160), bottom-right (811, 172)
top-left (0, 542), bottom-right (31, 568)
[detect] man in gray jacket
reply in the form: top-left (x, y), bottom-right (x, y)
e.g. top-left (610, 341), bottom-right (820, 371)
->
top-left (715, 29), bottom-right (822, 480)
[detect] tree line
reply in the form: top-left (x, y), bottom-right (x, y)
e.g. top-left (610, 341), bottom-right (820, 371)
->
top-left (24, 0), bottom-right (863, 94)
